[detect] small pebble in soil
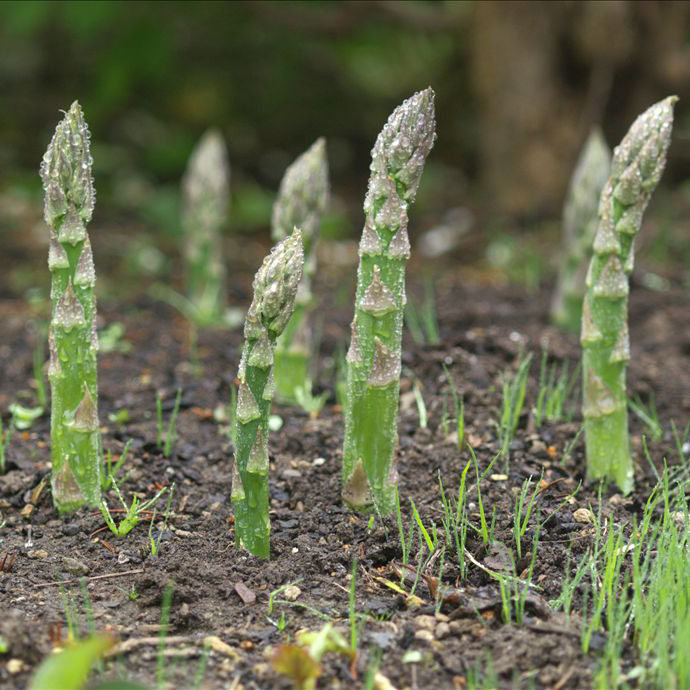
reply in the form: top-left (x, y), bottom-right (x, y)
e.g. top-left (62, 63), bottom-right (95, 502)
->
top-left (415, 615), bottom-right (436, 630)
top-left (312, 457), bottom-right (326, 466)
top-left (62, 556), bottom-right (89, 575)
top-left (7, 659), bottom-right (24, 674)
top-left (435, 622), bottom-right (451, 639)
top-left (282, 469), bottom-right (301, 479)
top-left (282, 585), bottom-right (301, 601)
top-left (234, 582), bottom-right (256, 605)
top-left (573, 508), bottom-right (594, 524)
top-left (27, 549), bottom-right (48, 559)
top-left (278, 519), bottom-right (298, 529)
top-left (414, 629), bottom-right (434, 642)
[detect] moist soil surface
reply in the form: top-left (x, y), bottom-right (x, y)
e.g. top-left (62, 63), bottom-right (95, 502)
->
top-left (1, 266), bottom-right (689, 690)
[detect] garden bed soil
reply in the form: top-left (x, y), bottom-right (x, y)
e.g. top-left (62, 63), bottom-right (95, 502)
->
top-left (1, 267), bottom-right (689, 690)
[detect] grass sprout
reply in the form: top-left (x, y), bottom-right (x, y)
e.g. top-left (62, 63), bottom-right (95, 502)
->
top-left (412, 383), bottom-right (428, 429)
top-left (101, 440), bottom-right (132, 491)
top-left (513, 474), bottom-right (542, 560)
top-left (294, 378), bottom-right (329, 419)
top-left (100, 482), bottom-right (168, 538)
top-left (405, 277), bottom-right (440, 346)
top-left (148, 483), bottom-right (175, 556)
top-left (629, 393), bottom-right (663, 442)
top-left (0, 415), bottom-right (13, 474)
top-left (156, 388), bottom-right (183, 458)
top-left (442, 363), bottom-right (464, 452)
top-left (533, 351), bottom-right (580, 427)
top-left (498, 352), bottom-right (531, 458)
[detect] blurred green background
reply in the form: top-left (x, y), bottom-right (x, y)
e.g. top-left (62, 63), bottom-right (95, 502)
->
top-left (1, 0), bottom-right (690, 298)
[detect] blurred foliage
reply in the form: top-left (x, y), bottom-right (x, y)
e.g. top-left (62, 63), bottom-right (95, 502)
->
top-left (0, 1), bottom-right (473, 229)
top-left (1, 0), bottom-right (689, 299)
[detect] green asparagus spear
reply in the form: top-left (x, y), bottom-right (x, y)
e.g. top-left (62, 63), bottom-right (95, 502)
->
top-left (40, 101), bottom-right (101, 513)
top-left (271, 138), bottom-right (329, 400)
top-left (181, 128), bottom-right (230, 326)
top-left (232, 228), bottom-right (304, 557)
top-left (582, 96), bottom-right (677, 493)
top-left (552, 128), bottom-right (611, 331)
top-left (342, 89), bottom-right (436, 514)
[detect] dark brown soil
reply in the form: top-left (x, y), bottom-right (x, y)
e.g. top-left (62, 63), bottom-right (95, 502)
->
top-left (1, 266), bottom-right (688, 690)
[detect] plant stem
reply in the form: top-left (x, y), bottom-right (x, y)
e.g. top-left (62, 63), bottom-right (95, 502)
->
top-left (181, 129), bottom-right (230, 326)
top-left (232, 229), bottom-right (304, 557)
top-left (582, 96), bottom-right (676, 493)
top-left (552, 128), bottom-right (610, 331)
top-left (41, 101), bottom-right (101, 513)
top-left (342, 88), bottom-right (436, 514)
top-left (272, 138), bottom-right (329, 400)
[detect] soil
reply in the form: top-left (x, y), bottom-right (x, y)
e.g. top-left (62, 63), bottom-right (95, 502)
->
top-left (1, 256), bottom-right (689, 690)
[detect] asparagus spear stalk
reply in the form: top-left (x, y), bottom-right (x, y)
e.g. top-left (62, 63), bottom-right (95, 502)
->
top-left (551, 128), bottom-right (611, 331)
top-left (232, 228), bottom-right (304, 557)
top-left (181, 129), bottom-right (230, 326)
top-left (342, 89), bottom-right (436, 514)
top-left (582, 96), bottom-right (677, 493)
top-left (271, 138), bottom-right (329, 400)
top-left (40, 101), bottom-right (101, 513)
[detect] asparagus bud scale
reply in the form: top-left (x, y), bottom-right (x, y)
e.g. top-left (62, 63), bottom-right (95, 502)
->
top-left (271, 138), bottom-right (329, 400)
top-left (582, 96), bottom-right (676, 493)
top-left (181, 129), bottom-right (231, 326)
top-left (342, 89), bottom-right (436, 513)
top-left (40, 102), bottom-right (101, 513)
top-left (551, 128), bottom-right (611, 331)
top-left (232, 229), bottom-right (304, 557)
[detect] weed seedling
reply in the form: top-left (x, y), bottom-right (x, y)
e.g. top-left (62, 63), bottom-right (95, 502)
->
top-left (442, 363), bottom-right (465, 452)
top-left (33, 338), bottom-right (48, 409)
top-left (101, 439), bottom-right (132, 491)
top-left (498, 352), bottom-right (531, 459)
top-left (0, 415), bottom-right (13, 474)
top-left (100, 482), bottom-right (168, 537)
top-left (349, 559), bottom-right (358, 653)
top-left (157, 582), bottom-right (174, 688)
top-left (513, 474), bottom-right (542, 560)
top-left (629, 393), bottom-right (663, 442)
top-left (533, 351), bottom-right (580, 427)
top-left (149, 483), bottom-right (175, 556)
top-left (412, 383), bottom-right (428, 429)
top-left (294, 378), bottom-right (329, 419)
top-left (410, 498), bottom-right (437, 553)
top-left (9, 403), bottom-right (43, 430)
top-left (405, 277), bottom-right (440, 346)
top-left (156, 388), bottom-right (183, 458)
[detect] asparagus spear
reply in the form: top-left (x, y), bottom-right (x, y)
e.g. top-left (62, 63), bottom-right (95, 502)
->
top-left (342, 89), bottom-right (436, 514)
top-left (271, 138), bottom-right (329, 400)
top-left (181, 129), bottom-right (230, 326)
top-left (582, 96), bottom-right (677, 493)
top-left (232, 228), bottom-right (304, 557)
top-left (40, 101), bottom-right (101, 513)
top-left (551, 128), bottom-right (611, 332)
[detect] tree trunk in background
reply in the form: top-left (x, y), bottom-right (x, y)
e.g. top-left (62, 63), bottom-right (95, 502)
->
top-left (471, 0), bottom-right (690, 219)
